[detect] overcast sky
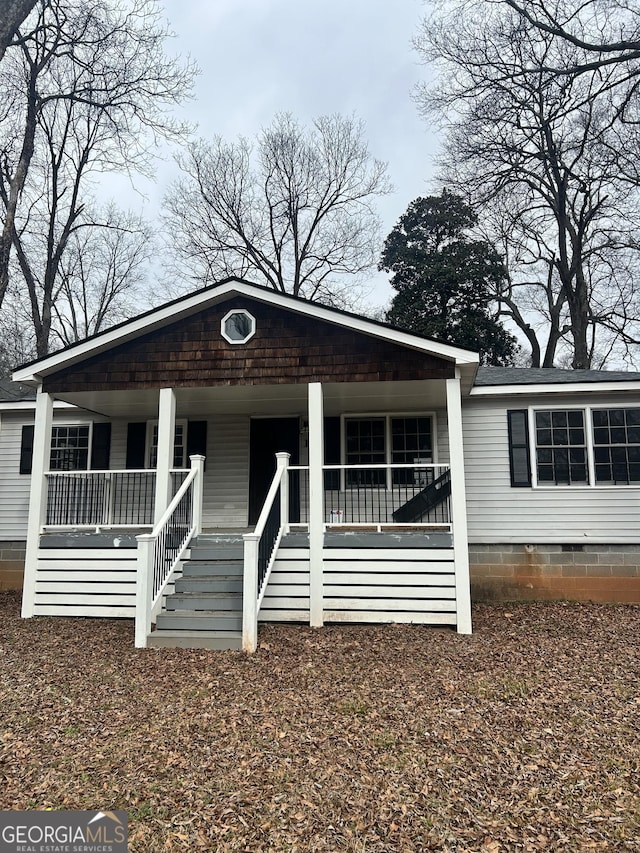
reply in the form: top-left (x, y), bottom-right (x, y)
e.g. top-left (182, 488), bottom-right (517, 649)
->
top-left (123, 0), bottom-right (441, 308)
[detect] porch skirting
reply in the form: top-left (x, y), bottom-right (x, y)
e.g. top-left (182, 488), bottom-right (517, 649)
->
top-left (21, 538), bottom-right (640, 616)
top-left (260, 531), bottom-right (457, 626)
top-left (470, 543), bottom-right (640, 604)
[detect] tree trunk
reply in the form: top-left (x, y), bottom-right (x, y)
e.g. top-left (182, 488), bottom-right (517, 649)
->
top-left (0, 67), bottom-right (38, 311)
top-left (0, 0), bottom-right (37, 64)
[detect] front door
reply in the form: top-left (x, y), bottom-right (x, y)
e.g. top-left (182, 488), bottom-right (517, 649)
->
top-left (248, 417), bottom-right (300, 525)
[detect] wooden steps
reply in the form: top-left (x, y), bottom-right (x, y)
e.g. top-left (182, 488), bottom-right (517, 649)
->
top-left (147, 534), bottom-right (244, 650)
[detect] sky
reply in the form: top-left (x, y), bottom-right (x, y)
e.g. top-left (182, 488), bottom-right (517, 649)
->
top-left (117, 0), bottom-right (441, 309)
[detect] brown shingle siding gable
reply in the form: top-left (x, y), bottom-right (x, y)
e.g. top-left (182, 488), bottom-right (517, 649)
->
top-left (43, 297), bottom-right (454, 393)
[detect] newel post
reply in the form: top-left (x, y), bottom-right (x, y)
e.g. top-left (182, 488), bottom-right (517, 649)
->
top-left (276, 452), bottom-right (290, 533)
top-left (190, 454), bottom-right (205, 537)
top-left (135, 533), bottom-right (154, 648)
top-left (242, 533), bottom-right (259, 653)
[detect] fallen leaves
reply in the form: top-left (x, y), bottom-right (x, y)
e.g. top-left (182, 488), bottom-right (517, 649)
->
top-left (0, 593), bottom-right (639, 851)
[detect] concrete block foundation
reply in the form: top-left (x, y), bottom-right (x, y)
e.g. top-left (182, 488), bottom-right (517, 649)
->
top-left (0, 541), bottom-right (25, 591)
top-left (470, 543), bottom-right (640, 603)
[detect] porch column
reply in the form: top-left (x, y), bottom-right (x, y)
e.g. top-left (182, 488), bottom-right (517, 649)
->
top-left (153, 388), bottom-right (176, 525)
top-left (22, 387), bottom-right (53, 618)
top-left (308, 382), bottom-right (324, 627)
top-left (446, 374), bottom-right (472, 634)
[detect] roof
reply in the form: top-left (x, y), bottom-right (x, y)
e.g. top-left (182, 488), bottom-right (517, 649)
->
top-left (0, 379), bottom-right (36, 402)
top-left (12, 278), bottom-right (480, 393)
top-left (476, 367), bottom-right (640, 386)
top-left (472, 366), bottom-right (640, 397)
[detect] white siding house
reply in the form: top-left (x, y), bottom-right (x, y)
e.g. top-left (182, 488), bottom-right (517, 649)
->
top-left (463, 369), bottom-right (640, 603)
top-left (2, 285), bottom-right (639, 643)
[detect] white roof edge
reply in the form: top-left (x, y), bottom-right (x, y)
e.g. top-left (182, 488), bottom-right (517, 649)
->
top-left (12, 279), bottom-right (479, 383)
top-left (470, 381), bottom-right (640, 396)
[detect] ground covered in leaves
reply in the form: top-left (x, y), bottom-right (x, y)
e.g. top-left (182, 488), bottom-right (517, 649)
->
top-left (1, 594), bottom-right (639, 852)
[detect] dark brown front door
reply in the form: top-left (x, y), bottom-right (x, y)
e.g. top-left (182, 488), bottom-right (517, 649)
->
top-left (248, 417), bottom-right (300, 525)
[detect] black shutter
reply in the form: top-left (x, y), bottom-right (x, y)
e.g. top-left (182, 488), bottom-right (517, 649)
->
top-left (324, 417), bottom-right (341, 489)
top-left (19, 424), bottom-right (35, 474)
top-left (126, 422), bottom-right (147, 469)
top-left (90, 423), bottom-right (111, 470)
top-left (186, 420), bottom-right (208, 465)
top-left (507, 410), bottom-right (532, 487)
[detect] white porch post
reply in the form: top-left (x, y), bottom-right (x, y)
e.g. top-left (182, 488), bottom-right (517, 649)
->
top-left (189, 454), bottom-right (205, 537)
top-left (22, 387), bottom-right (53, 618)
top-left (153, 387), bottom-right (176, 525)
top-left (308, 382), bottom-right (324, 627)
top-left (446, 374), bottom-right (472, 634)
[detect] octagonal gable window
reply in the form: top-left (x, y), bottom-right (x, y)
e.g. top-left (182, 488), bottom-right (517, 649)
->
top-left (221, 309), bottom-right (256, 344)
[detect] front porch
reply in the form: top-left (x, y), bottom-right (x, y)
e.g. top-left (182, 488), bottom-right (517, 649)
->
top-left (14, 280), bottom-right (478, 648)
top-left (28, 443), bottom-right (463, 649)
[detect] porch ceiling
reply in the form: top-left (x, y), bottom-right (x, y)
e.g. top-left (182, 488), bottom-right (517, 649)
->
top-left (52, 378), bottom-right (450, 419)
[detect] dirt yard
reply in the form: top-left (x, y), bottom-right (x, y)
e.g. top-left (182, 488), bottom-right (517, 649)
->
top-left (1, 592), bottom-right (638, 851)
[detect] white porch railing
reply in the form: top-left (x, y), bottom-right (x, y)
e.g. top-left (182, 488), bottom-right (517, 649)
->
top-left (134, 455), bottom-right (205, 648)
top-left (242, 452), bottom-right (290, 653)
top-left (288, 463), bottom-right (452, 528)
top-left (44, 469), bottom-right (188, 529)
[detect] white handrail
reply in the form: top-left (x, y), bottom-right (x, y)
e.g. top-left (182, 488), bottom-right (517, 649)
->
top-left (149, 465), bottom-right (197, 538)
top-left (44, 468), bottom-right (188, 475)
top-left (253, 464), bottom-right (287, 538)
top-left (322, 463), bottom-right (449, 469)
top-left (134, 455), bottom-right (205, 648)
top-left (242, 452), bottom-right (290, 653)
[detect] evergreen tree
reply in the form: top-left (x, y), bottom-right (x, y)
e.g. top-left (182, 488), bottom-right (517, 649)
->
top-left (380, 192), bottom-right (517, 366)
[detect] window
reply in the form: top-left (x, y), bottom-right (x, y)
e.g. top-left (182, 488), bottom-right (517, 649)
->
top-left (344, 415), bottom-right (434, 487)
top-left (391, 416), bottom-right (432, 485)
top-left (507, 406), bottom-right (640, 488)
top-left (221, 309), bottom-right (255, 344)
top-left (148, 421), bottom-right (187, 469)
top-left (345, 417), bottom-right (385, 485)
top-left (19, 422), bottom-right (111, 475)
top-left (592, 408), bottom-right (640, 484)
top-left (49, 425), bottom-right (90, 471)
top-left (535, 410), bottom-right (587, 485)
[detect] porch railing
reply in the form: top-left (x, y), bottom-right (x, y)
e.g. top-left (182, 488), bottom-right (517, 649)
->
top-left (44, 469), bottom-right (188, 529)
top-left (242, 452), bottom-right (290, 653)
top-left (287, 463), bottom-right (452, 528)
top-left (134, 456), bottom-right (205, 648)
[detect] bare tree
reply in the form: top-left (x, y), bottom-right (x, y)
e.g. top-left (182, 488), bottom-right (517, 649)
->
top-left (0, 0), bottom-right (38, 63)
top-left (0, 0), bottom-right (194, 353)
top-left (416, 0), bottom-right (640, 368)
top-left (0, 305), bottom-right (35, 375)
top-left (165, 113), bottom-right (392, 306)
top-left (50, 206), bottom-right (153, 347)
top-left (501, 0), bottom-right (640, 72)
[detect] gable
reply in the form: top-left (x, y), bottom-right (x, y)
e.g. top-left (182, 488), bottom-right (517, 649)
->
top-left (43, 296), bottom-right (455, 393)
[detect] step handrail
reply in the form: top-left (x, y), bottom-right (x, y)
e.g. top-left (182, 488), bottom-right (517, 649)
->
top-left (134, 455), bottom-right (205, 648)
top-left (242, 452), bottom-right (290, 653)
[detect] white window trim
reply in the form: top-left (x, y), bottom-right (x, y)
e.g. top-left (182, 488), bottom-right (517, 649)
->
top-left (221, 308), bottom-right (256, 344)
top-left (339, 412), bottom-right (438, 491)
top-left (527, 404), bottom-right (640, 489)
top-left (49, 422), bottom-right (93, 471)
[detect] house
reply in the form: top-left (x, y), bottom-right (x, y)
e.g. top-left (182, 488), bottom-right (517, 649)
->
top-left (2, 279), bottom-right (639, 649)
